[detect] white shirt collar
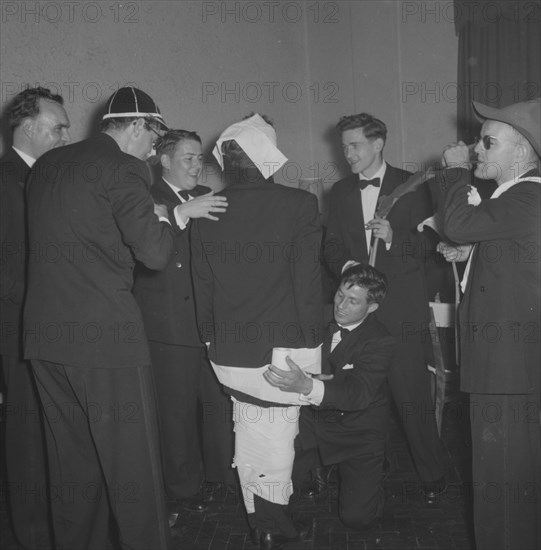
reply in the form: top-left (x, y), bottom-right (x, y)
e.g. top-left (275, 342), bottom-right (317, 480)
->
top-left (12, 146), bottom-right (36, 167)
top-left (359, 160), bottom-right (387, 182)
top-left (163, 177), bottom-right (191, 200)
top-left (337, 320), bottom-right (363, 332)
top-left (492, 171), bottom-right (536, 199)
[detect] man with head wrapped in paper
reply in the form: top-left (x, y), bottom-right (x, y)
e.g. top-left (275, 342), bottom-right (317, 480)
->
top-left (191, 114), bottom-right (324, 549)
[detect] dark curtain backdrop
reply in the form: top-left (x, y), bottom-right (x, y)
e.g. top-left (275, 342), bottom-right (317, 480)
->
top-left (455, 0), bottom-right (541, 142)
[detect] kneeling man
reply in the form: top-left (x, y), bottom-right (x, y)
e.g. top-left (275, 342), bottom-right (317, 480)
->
top-left (265, 263), bottom-right (395, 530)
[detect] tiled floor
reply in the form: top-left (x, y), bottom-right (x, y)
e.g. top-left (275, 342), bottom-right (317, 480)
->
top-left (1, 398), bottom-right (475, 550)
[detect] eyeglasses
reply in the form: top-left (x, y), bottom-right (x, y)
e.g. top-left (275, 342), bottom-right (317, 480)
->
top-left (474, 135), bottom-right (522, 150)
top-left (144, 121), bottom-right (162, 139)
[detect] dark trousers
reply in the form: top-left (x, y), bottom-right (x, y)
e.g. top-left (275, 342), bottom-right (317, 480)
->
top-left (199, 360), bottom-right (235, 484)
top-left (293, 409), bottom-right (386, 531)
top-left (387, 339), bottom-right (446, 482)
top-left (31, 360), bottom-right (171, 550)
top-left (2, 354), bottom-right (53, 549)
top-left (250, 495), bottom-right (298, 538)
top-left (337, 451), bottom-right (385, 530)
top-left (149, 341), bottom-right (204, 501)
top-left (470, 393), bottom-right (541, 550)
top-left (293, 445), bottom-right (384, 530)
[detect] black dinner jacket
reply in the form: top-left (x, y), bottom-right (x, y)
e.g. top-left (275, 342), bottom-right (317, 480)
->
top-left (0, 148), bottom-right (30, 356)
top-left (323, 163), bottom-right (436, 350)
top-left (300, 314), bottom-right (395, 465)
top-left (441, 168), bottom-right (541, 395)
top-left (133, 178), bottom-right (210, 347)
top-left (191, 173), bottom-right (324, 369)
top-left (23, 133), bottom-right (174, 369)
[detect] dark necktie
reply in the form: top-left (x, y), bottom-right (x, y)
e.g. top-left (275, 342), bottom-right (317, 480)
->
top-left (358, 178), bottom-right (380, 190)
top-left (178, 190), bottom-right (190, 201)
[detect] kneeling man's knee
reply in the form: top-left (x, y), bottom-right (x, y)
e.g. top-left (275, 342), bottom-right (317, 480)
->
top-left (339, 508), bottom-right (380, 531)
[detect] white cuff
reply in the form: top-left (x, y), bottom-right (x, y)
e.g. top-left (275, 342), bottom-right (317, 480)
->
top-left (299, 378), bottom-right (325, 405)
top-left (173, 205), bottom-right (190, 230)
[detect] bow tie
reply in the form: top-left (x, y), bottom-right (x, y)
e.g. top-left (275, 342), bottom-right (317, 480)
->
top-left (178, 190), bottom-right (191, 201)
top-left (331, 322), bottom-right (351, 340)
top-left (358, 178), bottom-right (380, 190)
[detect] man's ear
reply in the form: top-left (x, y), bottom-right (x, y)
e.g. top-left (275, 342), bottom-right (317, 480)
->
top-left (160, 153), bottom-right (170, 170)
top-left (368, 302), bottom-right (379, 314)
top-left (21, 118), bottom-right (35, 140)
top-left (515, 141), bottom-right (537, 168)
top-left (373, 138), bottom-right (384, 153)
top-left (133, 118), bottom-right (146, 137)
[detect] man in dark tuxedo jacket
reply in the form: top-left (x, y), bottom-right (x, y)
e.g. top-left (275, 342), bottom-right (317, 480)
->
top-left (133, 129), bottom-right (231, 520)
top-left (323, 113), bottom-right (446, 499)
top-left (1, 86), bottom-right (70, 550)
top-left (23, 87), bottom-right (174, 550)
top-left (266, 263), bottom-right (395, 531)
top-left (191, 114), bottom-right (324, 549)
top-left (439, 98), bottom-right (540, 550)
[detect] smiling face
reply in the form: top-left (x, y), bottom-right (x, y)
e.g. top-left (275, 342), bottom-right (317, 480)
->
top-left (473, 120), bottom-right (523, 184)
top-left (162, 139), bottom-right (203, 191)
top-left (341, 127), bottom-right (384, 178)
top-left (334, 283), bottom-right (379, 327)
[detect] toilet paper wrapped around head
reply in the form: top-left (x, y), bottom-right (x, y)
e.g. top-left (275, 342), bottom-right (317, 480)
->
top-left (213, 114), bottom-right (288, 179)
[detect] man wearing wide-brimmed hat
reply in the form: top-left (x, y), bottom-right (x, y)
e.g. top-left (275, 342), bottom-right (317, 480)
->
top-left (440, 98), bottom-right (540, 550)
top-left (24, 86), bottom-right (174, 550)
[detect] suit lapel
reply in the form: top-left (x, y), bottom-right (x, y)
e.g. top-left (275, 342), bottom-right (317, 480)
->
top-left (321, 325), bottom-right (334, 375)
top-left (342, 174), bottom-right (369, 260)
top-left (153, 179), bottom-right (208, 205)
top-left (4, 148), bottom-right (31, 188)
top-left (379, 165), bottom-right (401, 199)
top-left (152, 178), bottom-right (181, 207)
top-left (328, 315), bottom-right (375, 373)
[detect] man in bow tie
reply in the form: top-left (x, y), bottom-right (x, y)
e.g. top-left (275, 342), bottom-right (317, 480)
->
top-left (265, 263), bottom-right (395, 530)
top-left (133, 129), bottom-right (230, 522)
top-left (323, 113), bottom-right (447, 501)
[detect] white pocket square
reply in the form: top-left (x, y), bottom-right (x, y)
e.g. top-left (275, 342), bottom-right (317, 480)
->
top-left (342, 363), bottom-right (354, 370)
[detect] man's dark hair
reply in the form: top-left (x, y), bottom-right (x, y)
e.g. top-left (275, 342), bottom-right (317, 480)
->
top-left (156, 129), bottom-right (201, 157)
top-left (98, 116), bottom-right (164, 133)
top-left (340, 263), bottom-right (388, 304)
top-left (336, 113), bottom-right (387, 143)
top-left (99, 117), bottom-right (137, 132)
top-left (8, 86), bottom-right (64, 129)
top-left (221, 139), bottom-right (247, 164)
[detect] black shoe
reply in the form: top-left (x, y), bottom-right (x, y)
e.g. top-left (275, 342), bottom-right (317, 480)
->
top-left (259, 532), bottom-right (290, 550)
top-left (205, 481), bottom-right (239, 502)
top-left (168, 511), bottom-right (179, 528)
top-left (249, 526), bottom-right (261, 546)
top-left (421, 476), bottom-right (447, 502)
top-left (301, 466), bottom-right (332, 499)
top-left (259, 520), bottom-right (313, 549)
top-left (177, 495), bottom-right (208, 513)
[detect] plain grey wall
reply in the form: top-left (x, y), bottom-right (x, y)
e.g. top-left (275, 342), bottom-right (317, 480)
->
top-left (0, 0), bottom-right (458, 199)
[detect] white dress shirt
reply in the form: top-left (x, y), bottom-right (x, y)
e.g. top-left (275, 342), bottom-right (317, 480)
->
top-left (163, 177), bottom-right (192, 230)
top-left (300, 320), bottom-right (363, 405)
top-left (12, 146), bottom-right (36, 167)
top-left (359, 162), bottom-right (387, 251)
